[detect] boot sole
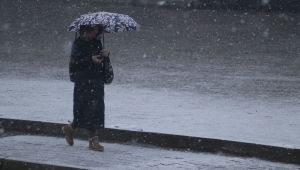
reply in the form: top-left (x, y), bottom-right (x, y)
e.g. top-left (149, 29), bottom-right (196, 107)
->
top-left (89, 148), bottom-right (104, 151)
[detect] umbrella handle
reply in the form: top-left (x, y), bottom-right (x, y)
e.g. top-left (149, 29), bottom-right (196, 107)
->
top-left (102, 33), bottom-right (105, 49)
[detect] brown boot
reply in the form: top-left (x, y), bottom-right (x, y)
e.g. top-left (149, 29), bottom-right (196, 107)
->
top-left (62, 123), bottom-right (74, 146)
top-left (89, 136), bottom-right (104, 151)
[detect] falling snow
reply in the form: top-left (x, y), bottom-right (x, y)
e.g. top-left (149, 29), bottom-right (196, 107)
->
top-left (1, 0), bottom-right (300, 169)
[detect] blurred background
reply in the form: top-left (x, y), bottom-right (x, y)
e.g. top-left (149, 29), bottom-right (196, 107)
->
top-left (0, 0), bottom-right (299, 99)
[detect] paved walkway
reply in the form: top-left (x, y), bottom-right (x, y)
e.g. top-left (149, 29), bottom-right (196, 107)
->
top-left (0, 135), bottom-right (299, 170)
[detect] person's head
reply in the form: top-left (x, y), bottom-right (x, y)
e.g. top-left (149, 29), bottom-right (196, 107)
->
top-left (79, 24), bottom-right (103, 38)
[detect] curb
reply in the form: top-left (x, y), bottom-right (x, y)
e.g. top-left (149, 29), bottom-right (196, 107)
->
top-left (0, 158), bottom-right (84, 170)
top-left (1, 118), bottom-right (299, 166)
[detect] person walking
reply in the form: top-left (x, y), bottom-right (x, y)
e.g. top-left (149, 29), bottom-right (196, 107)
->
top-left (62, 24), bottom-right (114, 151)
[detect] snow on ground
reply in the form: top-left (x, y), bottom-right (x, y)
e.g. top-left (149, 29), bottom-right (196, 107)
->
top-left (0, 135), bottom-right (299, 170)
top-left (1, 1), bottom-right (299, 169)
top-left (0, 78), bottom-right (299, 149)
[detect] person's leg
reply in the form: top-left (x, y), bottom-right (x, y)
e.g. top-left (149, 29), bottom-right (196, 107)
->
top-left (89, 129), bottom-right (97, 138)
top-left (87, 81), bottom-right (105, 151)
top-left (71, 122), bottom-right (77, 130)
top-left (62, 84), bottom-right (81, 146)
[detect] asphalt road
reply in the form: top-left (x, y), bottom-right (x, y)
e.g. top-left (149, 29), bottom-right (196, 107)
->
top-left (1, 0), bottom-right (300, 100)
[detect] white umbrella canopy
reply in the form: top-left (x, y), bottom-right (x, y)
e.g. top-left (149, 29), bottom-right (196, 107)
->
top-left (67, 11), bottom-right (140, 33)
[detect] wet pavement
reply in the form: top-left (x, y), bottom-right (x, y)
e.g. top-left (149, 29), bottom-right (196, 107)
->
top-left (0, 135), bottom-right (299, 170)
top-left (1, 0), bottom-right (300, 99)
top-left (1, 0), bottom-right (300, 169)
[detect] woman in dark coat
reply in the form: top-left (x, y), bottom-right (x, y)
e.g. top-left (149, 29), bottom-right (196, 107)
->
top-left (62, 24), bottom-right (114, 151)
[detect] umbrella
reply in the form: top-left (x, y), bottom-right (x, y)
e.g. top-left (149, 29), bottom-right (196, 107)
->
top-left (67, 12), bottom-right (140, 47)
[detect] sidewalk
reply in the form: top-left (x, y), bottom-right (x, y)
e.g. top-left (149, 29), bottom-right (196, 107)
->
top-left (1, 118), bottom-right (300, 166)
top-left (1, 134), bottom-right (299, 170)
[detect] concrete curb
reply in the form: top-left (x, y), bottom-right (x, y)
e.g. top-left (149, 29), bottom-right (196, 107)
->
top-left (0, 158), bottom-right (84, 170)
top-left (1, 118), bottom-right (299, 166)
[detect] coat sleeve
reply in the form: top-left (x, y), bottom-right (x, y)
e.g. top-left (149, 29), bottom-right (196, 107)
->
top-left (103, 55), bottom-right (114, 85)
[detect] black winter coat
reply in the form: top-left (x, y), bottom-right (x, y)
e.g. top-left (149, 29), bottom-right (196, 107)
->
top-left (69, 37), bottom-right (113, 84)
top-left (69, 37), bottom-right (113, 130)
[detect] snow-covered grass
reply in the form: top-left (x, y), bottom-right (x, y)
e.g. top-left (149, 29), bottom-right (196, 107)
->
top-left (0, 78), bottom-right (299, 149)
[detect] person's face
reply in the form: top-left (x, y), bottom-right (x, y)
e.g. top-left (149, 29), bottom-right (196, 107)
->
top-left (86, 27), bottom-right (99, 38)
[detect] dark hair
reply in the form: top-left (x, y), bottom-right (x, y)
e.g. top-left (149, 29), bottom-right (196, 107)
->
top-left (79, 25), bottom-right (103, 36)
